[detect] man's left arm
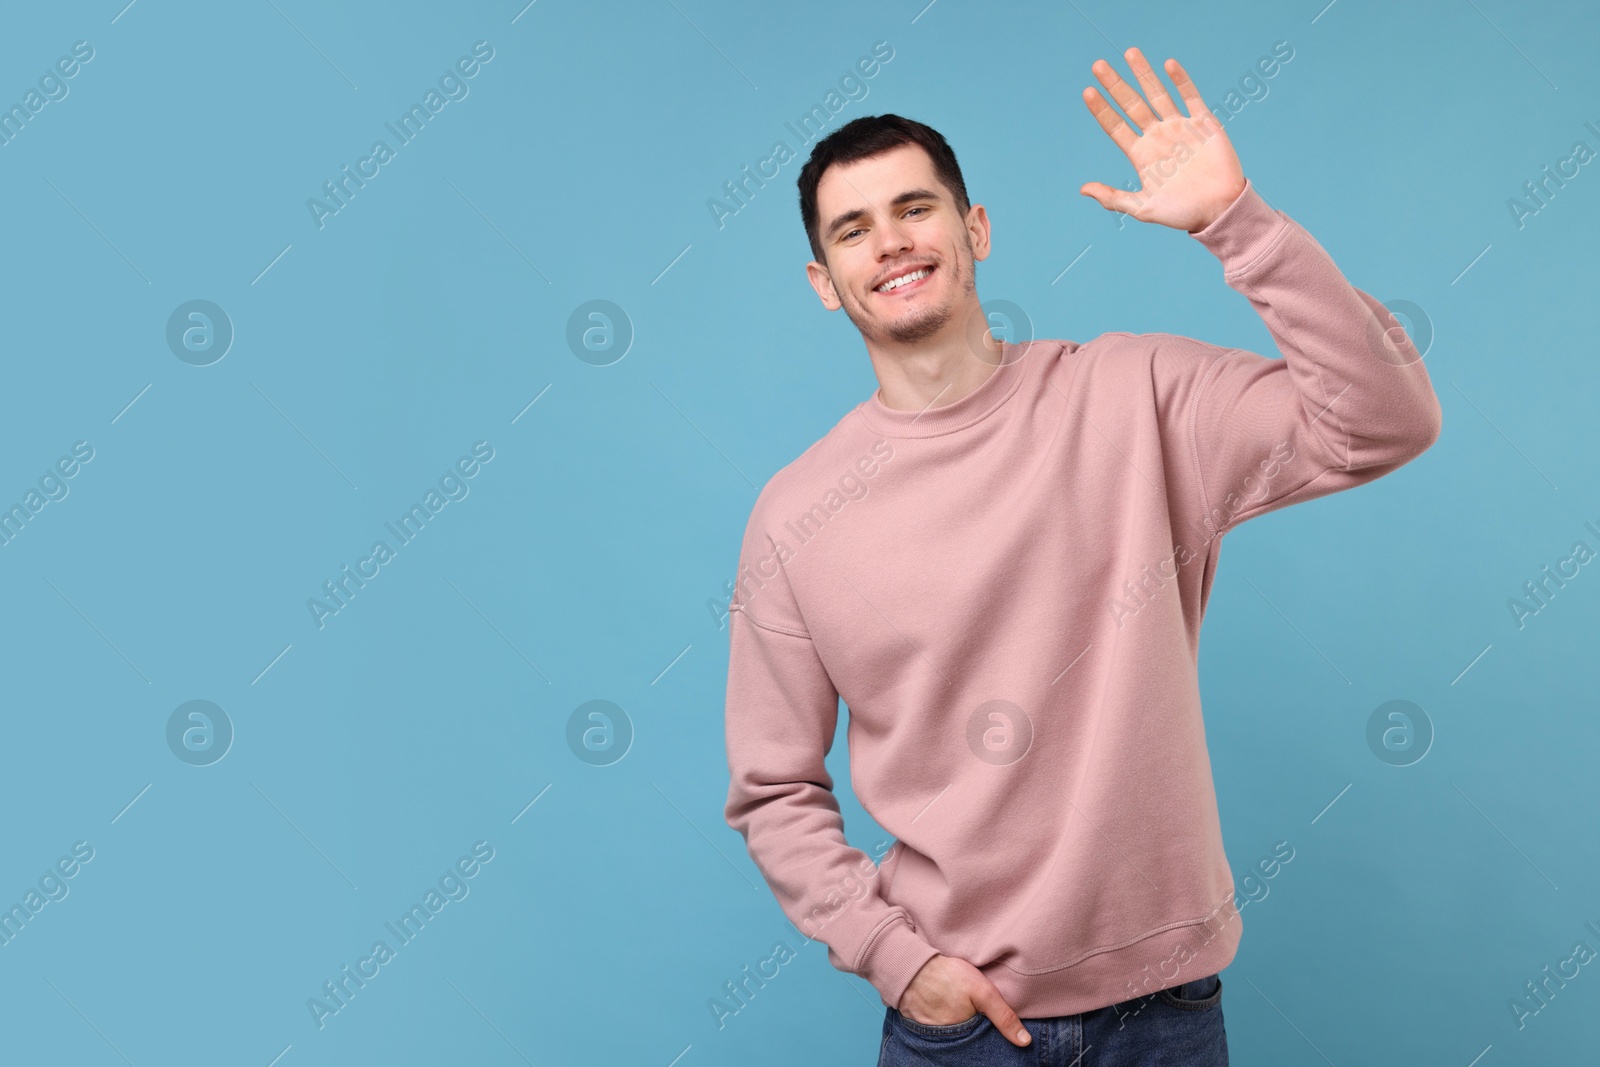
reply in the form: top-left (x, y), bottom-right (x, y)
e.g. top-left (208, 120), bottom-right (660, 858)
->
top-left (1162, 179), bottom-right (1443, 539)
top-left (1078, 48), bottom-right (1442, 539)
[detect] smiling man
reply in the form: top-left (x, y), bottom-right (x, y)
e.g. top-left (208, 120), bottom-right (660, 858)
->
top-left (722, 48), bottom-right (1441, 1066)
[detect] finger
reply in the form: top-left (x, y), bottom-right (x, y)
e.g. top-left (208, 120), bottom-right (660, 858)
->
top-left (1090, 56), bottom-right (1160, 133)
top-left (1124, 46), bottom-right (1179, 121)
top-left (1163, 56), bottom-right (1214, 123)
top-left (1082, 86), bottom-right (1138, 157)
top-left (1080, 181), bottom-right (1143, 217)
top-left (971, 986), bottom-right (1032, 1047)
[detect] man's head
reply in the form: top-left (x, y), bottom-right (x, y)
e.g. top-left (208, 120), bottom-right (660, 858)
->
top-left (797, 115), bottom-right (991, 349)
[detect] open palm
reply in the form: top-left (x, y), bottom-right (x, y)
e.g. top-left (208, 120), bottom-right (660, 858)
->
top-left (1079, 48), bottom-right (1247, 233)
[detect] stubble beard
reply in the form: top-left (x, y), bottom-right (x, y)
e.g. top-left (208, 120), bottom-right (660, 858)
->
top-left (841, 232), bottom-right (978, 347)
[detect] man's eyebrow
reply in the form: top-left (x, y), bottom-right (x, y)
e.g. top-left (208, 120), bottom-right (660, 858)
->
top-left (823, 188), bottom-right (942, 240)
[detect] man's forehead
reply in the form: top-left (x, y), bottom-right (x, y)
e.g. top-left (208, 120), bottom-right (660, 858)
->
top-left (817, 144), bottom-right (942, 209)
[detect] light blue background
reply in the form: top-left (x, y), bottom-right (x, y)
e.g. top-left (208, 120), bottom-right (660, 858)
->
top-left (0, 0), bottom-right (1594, 1063)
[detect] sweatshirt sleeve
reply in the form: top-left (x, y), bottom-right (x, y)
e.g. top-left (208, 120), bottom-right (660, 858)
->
top-left (1150, 178), bottom-right (1443, 539)
top-left (722, 492), bottom-right (941, 1009)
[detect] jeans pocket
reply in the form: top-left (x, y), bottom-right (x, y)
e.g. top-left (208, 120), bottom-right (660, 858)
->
top-left (1156, 973), bottom-right (1223, 1011)
top-left (893, 1007), bottom-right (985, 1038)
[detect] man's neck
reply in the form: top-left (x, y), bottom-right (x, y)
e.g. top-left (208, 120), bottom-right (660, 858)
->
top-left (867, 329), bottom-right (1005, 413)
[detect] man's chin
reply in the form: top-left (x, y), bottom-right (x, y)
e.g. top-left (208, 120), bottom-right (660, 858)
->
top-left (881, 308), bottom-right (951, 345)
top-left (840, 298), bottom-right (952, 346)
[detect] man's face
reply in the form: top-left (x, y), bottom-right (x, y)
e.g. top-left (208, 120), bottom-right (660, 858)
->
top-left (806, 143), bottom-right (990, 347)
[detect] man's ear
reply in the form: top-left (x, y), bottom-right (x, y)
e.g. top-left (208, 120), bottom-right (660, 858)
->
top-left (966, 203), bottom-right (993, 263)
top-left (805, 259), bottom-right (842, 311)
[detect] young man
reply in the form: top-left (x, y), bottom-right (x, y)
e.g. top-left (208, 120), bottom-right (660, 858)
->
top-left (722, 48), bottom-right (1440, 1065)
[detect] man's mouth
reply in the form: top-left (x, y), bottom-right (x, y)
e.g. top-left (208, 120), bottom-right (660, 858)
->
top-left (874, 264), bottom-right (935, 296)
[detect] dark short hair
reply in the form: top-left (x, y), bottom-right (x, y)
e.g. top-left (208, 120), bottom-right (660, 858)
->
top-left (797, 114), bottom-right (971, 265)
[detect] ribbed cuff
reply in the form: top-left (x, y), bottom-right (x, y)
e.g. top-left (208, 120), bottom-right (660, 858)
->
top-left (857, 917), bottom-right (942, 1009)
top-left (1188, 178), bottom-right (1287, 271)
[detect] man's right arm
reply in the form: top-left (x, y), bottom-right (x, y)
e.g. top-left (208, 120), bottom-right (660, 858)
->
top-left (722, 500), bottom-right (940, 1010)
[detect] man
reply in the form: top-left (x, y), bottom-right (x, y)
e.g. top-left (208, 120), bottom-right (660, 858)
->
top-left (722, 47), bottom-right (1440, 1065)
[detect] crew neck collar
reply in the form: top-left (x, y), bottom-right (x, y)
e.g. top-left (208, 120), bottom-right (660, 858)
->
top-left (856, 340), bottom-right (1033, 439)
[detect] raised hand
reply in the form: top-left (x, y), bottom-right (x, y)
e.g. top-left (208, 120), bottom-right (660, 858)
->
top-left (1078, 47), bottom-right (1247, 233)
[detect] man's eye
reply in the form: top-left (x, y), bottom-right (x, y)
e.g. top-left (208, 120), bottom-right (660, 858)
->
top-left (905, 207), bottom-right (926, 217)
top-left (842, 229), bottom-right (863, 240)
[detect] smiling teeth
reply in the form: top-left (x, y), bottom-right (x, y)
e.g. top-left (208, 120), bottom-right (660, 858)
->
top-left (877, 268), bottom-right (930, 292)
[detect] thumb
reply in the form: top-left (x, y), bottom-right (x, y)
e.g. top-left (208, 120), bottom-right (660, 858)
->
top-left (1080, 181), bottom-right (1142, 218)
top-left (970, 979), bottom-right (1032, 1048)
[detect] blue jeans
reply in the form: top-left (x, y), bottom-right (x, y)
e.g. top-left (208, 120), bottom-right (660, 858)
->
top-left (879, 973), bottom-right (1227, 1066)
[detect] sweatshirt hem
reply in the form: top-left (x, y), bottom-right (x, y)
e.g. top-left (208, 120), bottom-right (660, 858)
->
top-left (984, 896), bottom-right (1243, 1018)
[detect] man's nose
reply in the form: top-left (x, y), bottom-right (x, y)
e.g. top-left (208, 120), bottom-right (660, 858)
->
top-left (871, 216), bottom-right (912, 257)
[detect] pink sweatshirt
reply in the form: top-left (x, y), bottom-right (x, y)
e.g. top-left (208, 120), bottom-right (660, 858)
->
top-left (721, 179), bottom-right (1442, 1018)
